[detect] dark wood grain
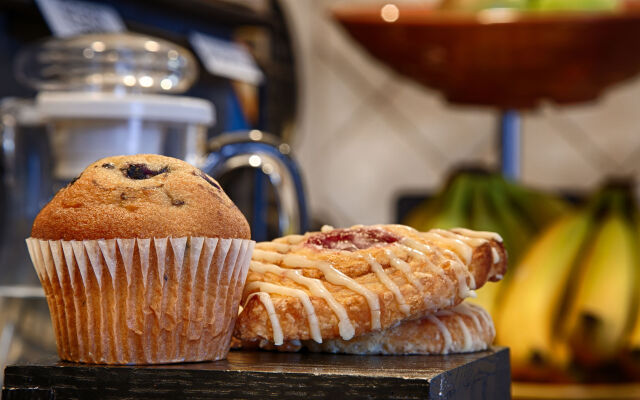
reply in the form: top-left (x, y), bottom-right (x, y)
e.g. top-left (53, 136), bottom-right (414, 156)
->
top-left (3, 347), bottom-right (510, 399)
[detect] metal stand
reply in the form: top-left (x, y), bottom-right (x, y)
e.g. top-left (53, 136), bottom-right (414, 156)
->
top-left (499, 109), bottom-right (521, 181)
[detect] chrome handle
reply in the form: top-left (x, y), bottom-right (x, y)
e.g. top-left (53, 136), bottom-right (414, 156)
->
top-left (202, 131), bottom-right (308, 239)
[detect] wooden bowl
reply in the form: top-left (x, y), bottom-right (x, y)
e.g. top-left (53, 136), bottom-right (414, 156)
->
top-left (332, 4), bottom-right (640, 109)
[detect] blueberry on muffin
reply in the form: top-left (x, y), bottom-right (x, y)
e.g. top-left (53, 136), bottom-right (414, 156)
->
top-left (32, 154), bottom-right (250, 240)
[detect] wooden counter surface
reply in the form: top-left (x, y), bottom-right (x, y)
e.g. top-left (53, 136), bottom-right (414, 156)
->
top-left (3, 346), bottom-right (510, 399)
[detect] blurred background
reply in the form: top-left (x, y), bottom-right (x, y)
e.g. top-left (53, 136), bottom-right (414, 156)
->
top-left (290, 0), bottom-right (640, 226)
top-left (2, 0), bottom-right (640, 398)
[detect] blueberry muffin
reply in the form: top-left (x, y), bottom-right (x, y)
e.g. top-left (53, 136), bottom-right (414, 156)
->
top-left (32, 154), bottom-right (249, 240)
top-left (27, 154), bottom-right (254, 364)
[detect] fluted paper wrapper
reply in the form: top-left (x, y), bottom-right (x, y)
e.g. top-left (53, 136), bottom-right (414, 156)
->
top-left (26, 236), bottom-right (254, 364)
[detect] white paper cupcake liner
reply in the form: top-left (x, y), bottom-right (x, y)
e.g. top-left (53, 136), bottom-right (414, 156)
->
top-left (26, 236), bottom-right (254, 364)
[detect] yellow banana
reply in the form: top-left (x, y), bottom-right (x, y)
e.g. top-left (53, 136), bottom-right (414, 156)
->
top-left (625, 214), bottom-right (640, 352)
top-left (620, 213), bottom-right (640, 379)
top-left (468, 283), bottom-right (502, 320)
top-left (561, 210), bottom-right (638, 366)
top-left (497, 211), bottom-right (593, 369)
top-left (627, 318), bottom-right (640, 350)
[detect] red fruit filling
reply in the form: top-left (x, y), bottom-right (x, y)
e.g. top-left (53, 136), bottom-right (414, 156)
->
top-left (305, 227), bottom-right (399, 251)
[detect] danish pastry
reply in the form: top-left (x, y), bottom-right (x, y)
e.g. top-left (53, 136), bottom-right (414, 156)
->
top-left (234, 224), bottom-right (506, 345)
top-left (241, 302), bottom-right (495, 355)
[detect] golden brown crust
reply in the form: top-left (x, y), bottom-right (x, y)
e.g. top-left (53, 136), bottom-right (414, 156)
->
top-left (235, 225), bottom-right (506, 343)
top-left (241, 302), bottom-right (495, 355)
top-left (31, 154), bottom-right (250, 240)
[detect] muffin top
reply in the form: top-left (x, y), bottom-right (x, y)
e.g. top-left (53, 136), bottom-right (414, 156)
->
top-left (31, 154), bottom-right (250, 240)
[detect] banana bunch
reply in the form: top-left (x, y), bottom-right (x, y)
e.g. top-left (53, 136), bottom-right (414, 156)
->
top-left (403, 170), bottom-right (570, 317)
top-left (405, 171), bottom-right (640, 382)
top-left (498, 183), bottom-right (640, 382)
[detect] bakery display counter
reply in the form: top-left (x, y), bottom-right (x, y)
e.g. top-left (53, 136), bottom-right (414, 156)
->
top-left (2, 347), bottom-right (510, 399)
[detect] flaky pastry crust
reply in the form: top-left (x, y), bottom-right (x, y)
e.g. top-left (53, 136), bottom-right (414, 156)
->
top-left (240, 302), bottom-right (495, 355)
top-left (235, 225), bottom-right (506, 344)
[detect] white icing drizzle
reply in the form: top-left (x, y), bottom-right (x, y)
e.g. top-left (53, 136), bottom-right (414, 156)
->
top-left (280, 235), bottom-right (305, 245)
top-left (383, 224), bottom-right (417, 232)
top-left (468, 303), bottom-right (495, 338)
top-left (491, 247), bottom-right (501, 264)
top-left (246, 292), bottom-right (283, 345)
top-left (245, 281), bottom-right (322, 343)
top-left (455, 315), bottom-right (473, 351)
top-left (433, 305), bottom-right (478, 351)
top-left (434, 228), bottom-right (502, 268)
top-left (439, 230), bottom-right (487, 247)
top-left (256, 242), bottom-right (291, 253)
top-left (384, 249), bottom-right (423, 290)
top-left (421, 229), bottom-right (474, 265)
top-left (252, 249), bottom-right (381, 330)
top-left (401, 238), bottom-right (475, 297)
top-left (451, 228), bottom-right (503, 243)
top-left (397, 242), bottom-right (444, 278)
top-left (250, 261), bottom-right (355, 340)
top-left (439, 245), bottom-right (477, 294)
top-left (452, 303), bottom-right (483, 333)
top-left (423, 230), bottom-right (473, 265)
top-left (321, 225), bottom-right (335, 233)
top-left (364, 254), bottom-right (410, 316)
top-left (427, 314), bottom-right (453, 354)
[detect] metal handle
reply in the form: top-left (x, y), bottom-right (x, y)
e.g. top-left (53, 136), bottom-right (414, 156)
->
top-left (202, 131), bottom-right (308, 241)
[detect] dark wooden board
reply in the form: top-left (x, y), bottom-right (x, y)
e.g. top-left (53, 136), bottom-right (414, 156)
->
top-left (3, 347), bottom-right (510, 399)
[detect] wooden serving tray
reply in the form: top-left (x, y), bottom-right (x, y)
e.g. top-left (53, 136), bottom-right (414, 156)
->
top-left (2, 347), bottom-right (510, 399)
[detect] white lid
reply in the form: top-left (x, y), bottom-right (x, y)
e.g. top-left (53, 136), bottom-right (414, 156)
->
top-left (36, 91), bottom-right (215, 125)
